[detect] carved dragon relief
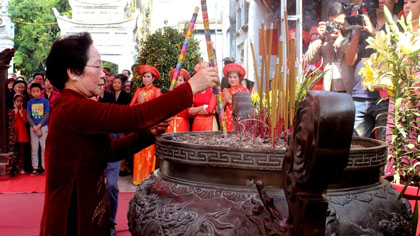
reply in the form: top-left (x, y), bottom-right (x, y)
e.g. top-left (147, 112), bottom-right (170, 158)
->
top-left (326, 202), bottom-right (412, 236)
top-left (129, 174), bottom-right (258, 235)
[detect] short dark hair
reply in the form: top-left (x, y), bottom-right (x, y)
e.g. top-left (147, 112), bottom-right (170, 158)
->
top-left (114, 74), bottom-right (128, 84)
top-left (328, 2), bottom-right (344, 17)
top-left (33, 72), bottom-right (44, 80)
top-left (46, 32), bottom-right (93, 90)
top-left (13, 80), bottom-right (27, 89)
top-left (30, 83), bottom-right (42, 91)
top-left (122, 69), bottom-right (131, 76)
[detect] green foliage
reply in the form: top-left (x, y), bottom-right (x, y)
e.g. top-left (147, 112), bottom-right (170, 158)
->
top-left (133, 26), bottom-right (202, 93)
top-left (103, 61), bottom-right (118, 75)
top-left (10, 0), bottom-right (71, 79)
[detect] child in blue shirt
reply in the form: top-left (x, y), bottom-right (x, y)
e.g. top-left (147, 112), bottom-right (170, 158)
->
top-left (27, 83), bottom-right (49, 175)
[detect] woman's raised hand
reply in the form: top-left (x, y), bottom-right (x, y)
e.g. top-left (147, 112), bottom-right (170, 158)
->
top-left (188, 67), bottom-right (219, 94)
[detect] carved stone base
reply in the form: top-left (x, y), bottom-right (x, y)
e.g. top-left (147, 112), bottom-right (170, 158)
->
top-left (128, 171), bottom-right (290, 236)
top-left (326, 179), bottom-right (412, 236)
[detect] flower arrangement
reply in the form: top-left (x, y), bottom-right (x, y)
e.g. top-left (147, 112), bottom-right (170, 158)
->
top-left (359, 8), bottom-right (420, 185)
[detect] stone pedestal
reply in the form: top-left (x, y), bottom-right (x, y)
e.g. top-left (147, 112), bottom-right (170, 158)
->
top-left (0, 152), bottom-right (11, 175)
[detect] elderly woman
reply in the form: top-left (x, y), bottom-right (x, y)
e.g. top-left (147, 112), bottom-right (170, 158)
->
top-left (40, 32), bottom-right (218, 235)
top-left (222, 63), bottom-right (250, 131)
top-left (166, 68), bottom-right (192, 133)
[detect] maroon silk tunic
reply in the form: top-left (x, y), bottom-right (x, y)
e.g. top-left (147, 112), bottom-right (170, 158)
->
top-left (40, 83), bottom-right (193, 235)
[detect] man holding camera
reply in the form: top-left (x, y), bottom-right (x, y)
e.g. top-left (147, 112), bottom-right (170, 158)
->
top-left (345, 0), bottom-right (398, 140)
top-left (305, 2), bottom-right (355, 94)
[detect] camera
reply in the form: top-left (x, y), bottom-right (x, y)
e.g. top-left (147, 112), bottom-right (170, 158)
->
top-left (326, 22), bottom-right (341, 34)
top-left (343, 0), bottom-right (379, 30)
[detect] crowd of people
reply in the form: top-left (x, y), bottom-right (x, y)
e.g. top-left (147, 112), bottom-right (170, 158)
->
top-left (304, 0), bottom-right (419, 142)
top-left (6, 68), bottom-right (137, 178)
top-left (3, 0), bottom-right (419, 234)
top-left (5, 31), bottom-right (252, 235)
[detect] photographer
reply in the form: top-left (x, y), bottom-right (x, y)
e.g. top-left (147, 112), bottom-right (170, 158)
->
top-left (345, 0), bottom-right (398, 140)
top-left (304, 2), bottom-right (355, 94)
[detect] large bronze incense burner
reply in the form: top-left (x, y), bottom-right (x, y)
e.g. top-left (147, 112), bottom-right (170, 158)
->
top-left (128, 91), bottom-right (412, 235)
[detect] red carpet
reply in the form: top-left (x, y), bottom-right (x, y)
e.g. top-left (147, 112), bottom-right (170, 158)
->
top-left (0, 173), bottom-right (45, 193)
top-left (0, 192), bottom-right (133, 235)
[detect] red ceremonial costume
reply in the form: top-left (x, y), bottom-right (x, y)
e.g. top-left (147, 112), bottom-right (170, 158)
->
top-left (14, 108), bottom-right (29, 143)
top-left (224, 85), bottom-right (250, 131)
top-left (166, 68), bottom-right (192, 133)
top-left (130, 65), bottom-right (161, 185)
top-left (222, 63), bottom-right (250, 131)
top-left (166, 109), bottom-right (190, 133)
top-left (40, 83), bottom-right (193, 235)
top-left (192, 88), bottom-right (217, 131)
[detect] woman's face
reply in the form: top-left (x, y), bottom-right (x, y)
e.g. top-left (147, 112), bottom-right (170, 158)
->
top-left (45, 79), bottom-right (53, 90)
top-left (142, 72), bottom-right (154, 86)
top-left (8, 81), bottom-right (14, 90)
top-left (78, 45), bottom-right (105, 97)
top-left (14, 83), bottom-right (25, 94)
top-left (176, 76), bottom-right (186, 87)
top-left (27, 82), bottom-right (32, 95)
top-left (404, 0), bottom-right (420, 20)
top-left (112, 78), bottom-right (123, 92)
top-left (124, 81), bottom-right (131, 93)
top-left (228, 72), bottom-right (241, 87)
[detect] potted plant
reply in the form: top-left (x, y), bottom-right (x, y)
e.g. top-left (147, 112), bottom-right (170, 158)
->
top-left (359, 8), bottom-right (420, 234)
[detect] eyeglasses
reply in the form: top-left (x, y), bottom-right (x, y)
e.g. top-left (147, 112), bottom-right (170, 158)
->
top-left (86, 64), bottom-right (104, 71)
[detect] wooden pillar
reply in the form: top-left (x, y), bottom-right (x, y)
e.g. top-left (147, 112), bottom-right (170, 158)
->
top-left (0, 48), bottom-right (15, 175)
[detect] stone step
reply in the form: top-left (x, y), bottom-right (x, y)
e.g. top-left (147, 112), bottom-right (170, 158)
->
top-left (0, 153), bottom-right (12, 176)
top-left (0, 153), bottom-right (11, 163)
top-left (0, 163), bottom-right (7, 175)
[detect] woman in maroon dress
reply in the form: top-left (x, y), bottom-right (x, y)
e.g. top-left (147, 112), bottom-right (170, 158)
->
top-left (39, 32), bottom-right (219, 236)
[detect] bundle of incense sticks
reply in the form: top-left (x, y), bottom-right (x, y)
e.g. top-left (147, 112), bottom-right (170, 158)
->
top-left (169, 7), bottom-right (199, 90)
top-left (249, 9), bottom-right (297, 147)
top-left (201, 0), bottom-right (228, 138)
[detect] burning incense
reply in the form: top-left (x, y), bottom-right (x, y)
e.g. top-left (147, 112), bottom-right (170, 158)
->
top-left (259, 22), bottom-right (266, 118)
top-left (266, 23), bottom-right (274, 123)
top-left (201, 0), bottom-right (228, 138)
top-left (277, 37), bottom-right (284, 135)
top-left (283, 10), bottom-right (289, 135)
top-left (289, 34), bottom-right (296, 123)
top-left (169, 7), bottom-right (199, 90)
top-left (250, 41), bottom-right (261, 98)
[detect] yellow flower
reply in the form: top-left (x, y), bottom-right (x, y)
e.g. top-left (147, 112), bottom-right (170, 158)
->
top-left (366, 30), bottom-right (389, 51)
top-left (360, 60), bottom-right (375, 91)
top-left (251, 92), bottom-right (260, 107)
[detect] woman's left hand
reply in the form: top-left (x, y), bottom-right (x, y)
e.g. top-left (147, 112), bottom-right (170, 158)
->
top-left (149, 118), bottom-right (172, 136)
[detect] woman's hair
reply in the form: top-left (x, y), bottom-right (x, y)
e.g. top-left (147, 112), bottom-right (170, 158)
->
top-left (114, 74), bottom-right (128, 84)
top-left (228, 71), bottom-right (242, 80)
top-left (46, 32), bottom-right (93, 90)
top-left (12, 80), bottom-right (27, 90)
